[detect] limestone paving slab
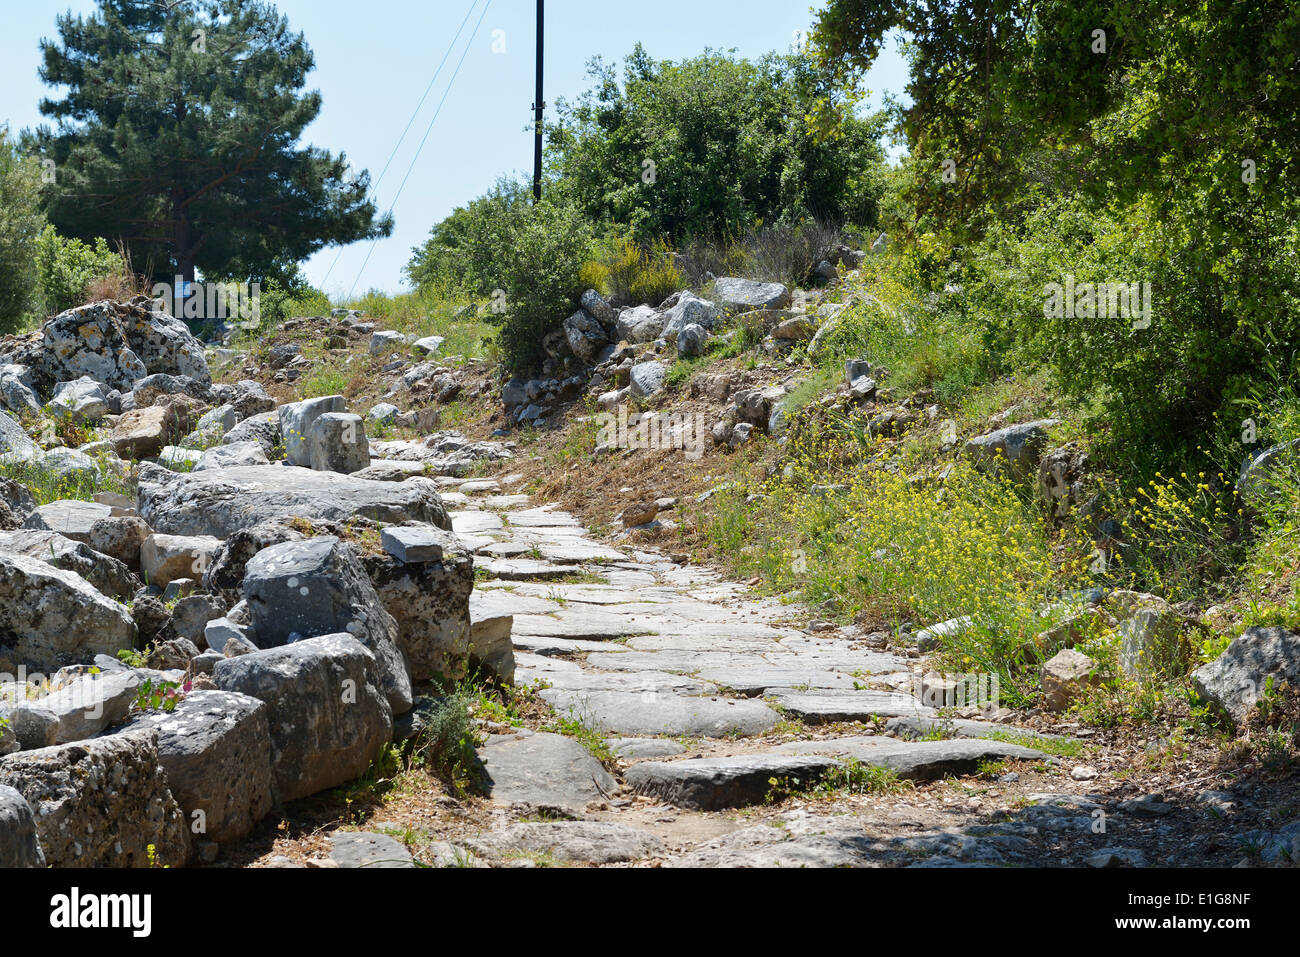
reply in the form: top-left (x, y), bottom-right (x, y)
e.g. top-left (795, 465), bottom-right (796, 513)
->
top-left (541, 689), bottom-right (780, 738)
top-left (516, 668), bottom-right (715, 696)
top-left (480, 559), bottom-right (588, 581)
top-left (694, 666), bottom-right (866, 696)
top-left (511, 610), bottom-right (653, 640)
top-left (465, 821), bottom-right (664, 864)
top-left (774, 736), bottom-right (1048, 780)
top-left (766, 690), bottom-right (937, 723)
top-left (477, 731), bottom-right (616, 815)
top-left (449, 511), bottom-right (505, 534)
top-left (625, 754), bottom-right (841, 811)
top-left (503, 508), bottom-right (582, 528)
top-left (512, 635), bottom-right (633, 656)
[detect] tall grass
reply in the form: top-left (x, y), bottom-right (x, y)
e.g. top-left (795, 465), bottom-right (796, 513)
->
top-left (338, 288), bottom-right (496, 362)
top-left (678, 220), bottom-right (851, 288)
top-left (0, 455), bottom-right (133, 506)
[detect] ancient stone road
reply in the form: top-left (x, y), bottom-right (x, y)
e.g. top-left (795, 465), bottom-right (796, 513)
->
top-left (316, 476), bottom-right (1129, 869)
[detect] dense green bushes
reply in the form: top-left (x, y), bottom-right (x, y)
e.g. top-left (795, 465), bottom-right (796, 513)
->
top-left (0, 131), bottom-right (47, 332)
top-left (548, 45), bottom-right (887, 242)
top-left (407, 47), bottom-right (891, 373)
top-left (403, 178), bottom-right (598, 371)
top-left (32, 225), bottom-right (124, 318)
top-left (0, 131), bottom-right (133, 331)
top-left (404, 177), bottom-right (532, 300)
top-left (492, 203), bottom-right (597, 373)
top-left (810, 0), bottom-right (1300, 465)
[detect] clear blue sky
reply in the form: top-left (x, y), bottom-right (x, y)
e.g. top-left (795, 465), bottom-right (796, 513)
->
top-left (1, 1), bottom-right (908, 297)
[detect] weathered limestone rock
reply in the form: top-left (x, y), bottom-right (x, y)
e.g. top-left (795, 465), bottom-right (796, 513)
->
top-left (5, 670), bottom-right (142, 749)
top-left (40, 302), bottom-right (147, 392)
top-left (223, 379), bottom-right (272, 418)
top-left (1193, 626), bottom-right (1300, 727)
top-left (661, 292), bottom-right (718, 338)
top-left (0, 478), bottom-right (36, 529)
top-left (412, 336), bottom-right (445, 357)
top-left (201, 517), bottom-right (308, 603)
top-left (629, 361), bottom-right (667, 398)
top-left (1041, 649), bottom-right (1100, 712)
top-left (111, 404), bottom-right (179, 459)
top-left (0, 550), bottom-right (136, 674)
top-left (221, 411), bottom-right (281, 457)
top-left (775, 737), bottom-right (1047, 781)
top-left (243, 537), bottom-right (412, 713)
top-left (1038, 443), bottom-right (1091, 519)
top-left (360, 531), bottom-right (474, 684)
top-left (329, 831), bottom-right (416, 868)
top-left (212, 634), bottom-right (394, 803)
top-left (0, 411), bottom-right (39, 464)
top-left (20, 499), bottom-right (113, 544)
top-left (617, 305), bottom-right (665, 343)
top-left (181, 403), bottom-right (237, 448)
top-left (367, 403), bottom-right (400, 429)
top-left (279, 395), bottom-right (347, 468)
top-left (563, 309), bottom-right (611, 361)
top-left (0, 786), bottom-right (44, 868)
top-left (308, 412), bottom-right (370, 474)
top-left (713, 278), bottom-right (792, 311)
top-left (772, 316), bottom-right (816, 340)
top-left (122, 690), bottom-right (274, 846)
top-left (380, 526), bottom-right (447, 563)
top-left (619, 502), bottom-right (659, 528)
top-left (88, 515), bottom-right (152, 572)
top-left (965, 420), bottom-right (1059, 480)
top-left (1115, 605), bottom-right (1198, 680)
top-left (196, 441), bottom-right (271, 470)
top-left (0, 366), bottom-right (40, 416)
top-left (369, 330), bottom-right (410, 356)
top-left (141, 533), bottom-right (222, 587)
top-left (468, 604), bottom-right (515, 685)
top-left (0, 729), bottom-right (190, 868)
top-left (0, 529), bottom-right (137, 600)
top-left (676, 323), bottom-right (708, 358)
top-left (204, 617), bottom-right (248, 652)
top-left (131, 372), bottom-right (208, 408)
top-left (476, 731), bottom-right (615, 816)
top-left (171, 593), bottom-right (228, 645)
top-left (51, 376), bottom-right (110, 421)
top-left (117, 303), bottom-right (212, 384)
top-left (138, 464), bottom-right (451, 539)
top-left (626, 754), bottom-right (840, 811)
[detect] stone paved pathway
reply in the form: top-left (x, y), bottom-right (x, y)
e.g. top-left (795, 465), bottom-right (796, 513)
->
top-left (423, 476), bottom-right (1102, 867)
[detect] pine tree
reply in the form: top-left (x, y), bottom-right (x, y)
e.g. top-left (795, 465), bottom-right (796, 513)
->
top-left (30, 0), bottom-right (392, 288)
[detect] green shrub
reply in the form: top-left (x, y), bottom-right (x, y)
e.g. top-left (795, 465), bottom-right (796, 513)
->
top-left (549, 46), bottom-right (888, 242)
top-left (494, 201), bottom-right (597, 374)
top-left (405, 176), bottom-right (532, 299)
top-left (253, 276), bottom-right (332, 329)
top-left (415, 691), bottom-right (482, 793)
top-left (33, 224), bottom-right (122, 317)
top-left (0, 130), bottom-right (46, 332)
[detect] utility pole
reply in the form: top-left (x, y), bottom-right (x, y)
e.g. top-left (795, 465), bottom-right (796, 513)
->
top-left (532, 0), bottom-right (544, 203)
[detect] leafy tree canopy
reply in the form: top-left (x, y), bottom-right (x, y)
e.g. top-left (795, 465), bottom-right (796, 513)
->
top-left (30, 0), bottom-right (392, 287)
top-left (546, 44), bottom-right (889, 242)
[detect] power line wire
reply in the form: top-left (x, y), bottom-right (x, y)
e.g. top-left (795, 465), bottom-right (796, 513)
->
top-left (320, 0), bottom-right (481, 290)
top-left (347, 0), bottom-right (492, 300)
